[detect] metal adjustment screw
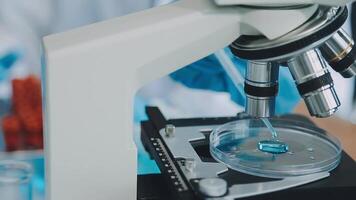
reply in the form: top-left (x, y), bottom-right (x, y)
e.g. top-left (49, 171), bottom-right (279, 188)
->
top-left (199, 178), bottom-right (228, 197)
top-left (185, 159), bottom-right (196, 172)
top-left (165, 124), bottom-right (175, 137)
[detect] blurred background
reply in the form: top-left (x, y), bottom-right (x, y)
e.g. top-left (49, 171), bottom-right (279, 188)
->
top-left (0, 1), bottom-right (354, 200)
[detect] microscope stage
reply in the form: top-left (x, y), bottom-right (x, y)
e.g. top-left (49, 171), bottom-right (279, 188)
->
top-left (138, 107), bottom-right (356, 200)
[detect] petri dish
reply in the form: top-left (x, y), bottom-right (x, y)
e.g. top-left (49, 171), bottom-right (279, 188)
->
top-left (210, 118), bottom-right (342, 178)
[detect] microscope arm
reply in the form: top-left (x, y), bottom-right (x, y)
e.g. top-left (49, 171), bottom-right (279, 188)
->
top-left (42, 1), bottom-right (317, 200)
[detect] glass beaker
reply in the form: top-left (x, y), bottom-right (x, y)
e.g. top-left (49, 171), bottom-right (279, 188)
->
top-left (0, 160), bottom-right (33, 200)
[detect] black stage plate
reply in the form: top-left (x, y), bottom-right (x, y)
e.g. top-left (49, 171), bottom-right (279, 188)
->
top-left (138, 107), bottom-right (356, 200)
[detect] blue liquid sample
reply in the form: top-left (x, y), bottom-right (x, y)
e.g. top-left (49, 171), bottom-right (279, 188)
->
top-left (258, 140), bottom-right (289, 154)
top-left (259, 118), bottom-right (289, 154)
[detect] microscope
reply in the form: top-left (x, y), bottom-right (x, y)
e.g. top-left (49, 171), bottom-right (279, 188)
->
top-left (42, 0), bottom-right (356, 200)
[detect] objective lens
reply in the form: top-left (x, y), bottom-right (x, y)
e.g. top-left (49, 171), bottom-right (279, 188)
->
top-left (245, 61), bottom-right (279, 118)
top-left (319, 28), bottom-right (356, 78)
top-left (287, 49), bottom-right (340, 118)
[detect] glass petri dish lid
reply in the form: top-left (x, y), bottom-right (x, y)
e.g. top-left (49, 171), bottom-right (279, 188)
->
top-left (210, 118), bottom-right (342, 178)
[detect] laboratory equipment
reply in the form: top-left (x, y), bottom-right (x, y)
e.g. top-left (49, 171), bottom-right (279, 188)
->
top-left (138, 107), bottom-right (356, 199)
top-left (230, 6), bottom-right (354, 118)
top-left (0, 150), bottom-right (45, 200)
top-left (210, 118), bottom-right (342, 178)
top-left (319, 28), bottom-right (356, 78)
top-left (42, 0), bottom-right (356, 200)
top-left (0, 160), bottom-right (33, 200)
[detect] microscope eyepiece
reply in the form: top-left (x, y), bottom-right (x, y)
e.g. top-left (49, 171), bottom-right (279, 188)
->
top-left (319, 29), bottom-right (356, 78)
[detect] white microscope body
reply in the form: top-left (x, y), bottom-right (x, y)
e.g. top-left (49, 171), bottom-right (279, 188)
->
top-left (42, 0), bottom-right (351, 200)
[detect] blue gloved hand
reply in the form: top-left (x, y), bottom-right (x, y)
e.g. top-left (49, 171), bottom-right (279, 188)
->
top-left (170, 48), bottom-right (301, 115)
top-left (170, 49), bottom-right (247, 106)
top-left (0, 51), bottom-right (20, 81)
